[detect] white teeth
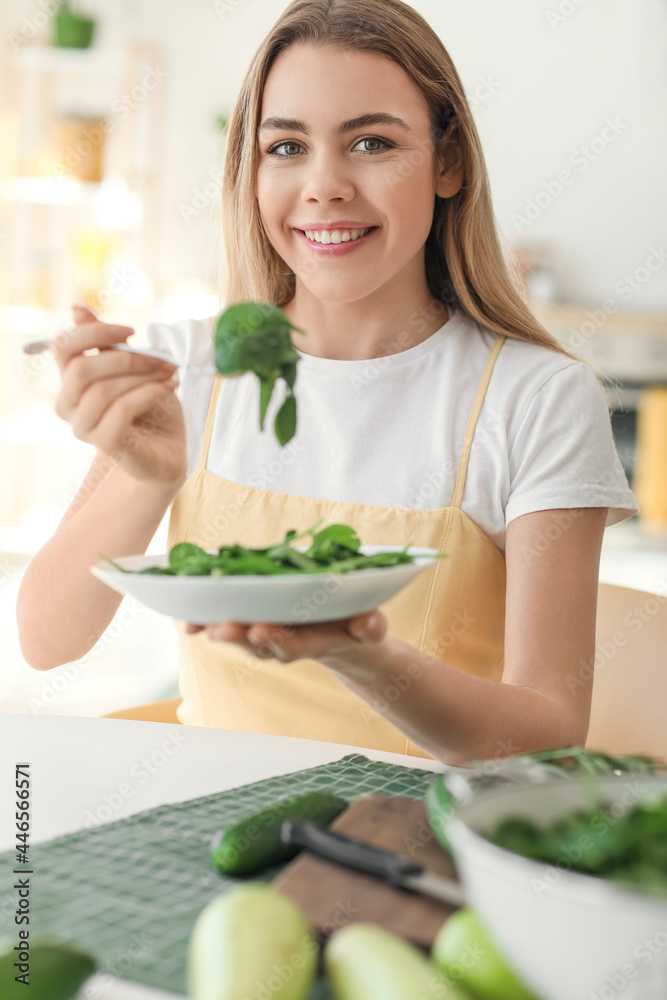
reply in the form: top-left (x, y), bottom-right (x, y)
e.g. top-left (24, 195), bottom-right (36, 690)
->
top-left (304, 227), bottom-right (373, 244)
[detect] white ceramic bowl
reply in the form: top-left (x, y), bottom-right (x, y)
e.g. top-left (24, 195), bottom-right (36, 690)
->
top-left (446, 774), bottom-right (667, 1000)
top-left (90, 545), bottom-right (440, 625)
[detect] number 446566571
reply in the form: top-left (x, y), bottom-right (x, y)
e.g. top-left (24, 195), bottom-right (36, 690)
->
top-left (15, 764), bottom-right (30, 863)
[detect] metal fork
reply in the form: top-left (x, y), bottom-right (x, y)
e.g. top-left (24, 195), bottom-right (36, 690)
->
top-left (21, 338), bottom-right (218, 376)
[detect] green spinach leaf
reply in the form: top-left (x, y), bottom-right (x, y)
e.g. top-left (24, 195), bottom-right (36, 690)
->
top-left (214, 301), bottom-right (306, 446)
top-left (99, 518), bottom-right (447, 579)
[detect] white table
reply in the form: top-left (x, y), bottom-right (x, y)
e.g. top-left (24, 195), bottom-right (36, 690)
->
top-left (0, 714), bottom-right (448, 999)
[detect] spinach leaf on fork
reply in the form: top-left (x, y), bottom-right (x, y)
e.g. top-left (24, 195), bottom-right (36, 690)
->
top-left (214, 302), bottom-right (306, 446)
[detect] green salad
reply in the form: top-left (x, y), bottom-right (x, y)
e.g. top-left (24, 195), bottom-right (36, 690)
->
top-left (99, 518), bottom-right (446, 577)
top-left (426, 747), bottom-right (663, 855)
top-left (487, 792), bottom-right (667, 893)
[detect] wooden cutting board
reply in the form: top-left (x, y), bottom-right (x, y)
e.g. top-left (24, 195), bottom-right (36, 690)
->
top-left (272, 794), bottom-right (460, 951)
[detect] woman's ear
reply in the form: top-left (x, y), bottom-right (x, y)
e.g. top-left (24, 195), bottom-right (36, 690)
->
top-left (434, 137), bottom-right (464, 199)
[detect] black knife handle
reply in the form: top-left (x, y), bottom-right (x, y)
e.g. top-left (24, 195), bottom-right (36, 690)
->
top-left (281, 820), bottom-right (423, 885)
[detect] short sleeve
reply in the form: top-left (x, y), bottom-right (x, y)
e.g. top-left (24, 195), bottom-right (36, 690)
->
top-left (505, 362), bottom-right (638, 528)
top-left (144, 320), bottom-right (167, 353)
top-left (143, 317), bottom-right (217, 479)
top-left (144, 320), bottom-right (188, 365)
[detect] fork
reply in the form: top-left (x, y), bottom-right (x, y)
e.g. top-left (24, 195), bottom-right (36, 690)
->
top-left (21, 337), bottom-right (218, 376)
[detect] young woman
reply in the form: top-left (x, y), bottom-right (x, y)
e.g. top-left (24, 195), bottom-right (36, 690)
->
top-left (18, 0), bottom-right (637, 765)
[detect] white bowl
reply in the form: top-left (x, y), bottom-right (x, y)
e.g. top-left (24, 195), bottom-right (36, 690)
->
top-left (446, 774), bottom-right (667, 1000)
top-left (90, 545), bottom-right (440, 625)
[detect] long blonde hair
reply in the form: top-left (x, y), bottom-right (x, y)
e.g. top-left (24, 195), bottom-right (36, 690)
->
top-left (220, 0), bottom-right (575, 358)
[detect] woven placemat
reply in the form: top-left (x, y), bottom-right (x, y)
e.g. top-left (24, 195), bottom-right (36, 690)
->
top-left (0, 753), bottom-right (434, 997)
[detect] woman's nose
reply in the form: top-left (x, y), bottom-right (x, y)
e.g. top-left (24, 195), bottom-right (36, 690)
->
top-left (299, 151), bottom-right (356, 203)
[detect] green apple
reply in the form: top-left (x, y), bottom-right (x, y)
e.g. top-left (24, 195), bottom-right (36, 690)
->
top-left (432, 908), bottom-right (541, 1000)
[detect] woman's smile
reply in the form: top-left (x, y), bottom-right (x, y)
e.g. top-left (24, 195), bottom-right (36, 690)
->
top-left (294, 225), bottom-right (380, 255)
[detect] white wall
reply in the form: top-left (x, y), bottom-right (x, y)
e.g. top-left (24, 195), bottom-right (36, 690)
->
top-left (437, 0), bottom-right (667, 307)
top-left (3, 0), bottom-right (667, 308)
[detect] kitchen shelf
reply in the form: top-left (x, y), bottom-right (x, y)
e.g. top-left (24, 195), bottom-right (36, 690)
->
top-left (0, 175), bottom-right (97, 204)
top-left (534, 303), bottom-right (667, 337)
top-left (534, 301), bottom-right (667, 383)
top-left (13, 44), bottom-right (123, 75)
top-left (0, 176), bottom-right (142, 231)
top-left (0, 35), bottom-right (167, 314)
top-left (0, 35), bottom-right (170, 543)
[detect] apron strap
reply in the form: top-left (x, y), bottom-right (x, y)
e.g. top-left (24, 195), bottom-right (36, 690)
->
top-left (451, 333), bottom-right (506, 509)
top-left (197, 371), bottom-right (261, 470)
top-left (197, 315), bottom-right (224, 470)
top-left (197, 376), bottom-right (224, 470)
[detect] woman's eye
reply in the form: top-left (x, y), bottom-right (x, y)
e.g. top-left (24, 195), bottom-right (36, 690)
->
top-left (266, 136), bottom-right (392, 157)
top-left (267, 141), bottom-right (303, 157)
top-left (354, 136), bottom-right (391, 154)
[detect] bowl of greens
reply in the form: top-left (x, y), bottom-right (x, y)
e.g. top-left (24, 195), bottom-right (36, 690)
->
top-left (444, 773), bottom-right (667, 1000)
top-left (90, 519), bottom-right (444, 624)
top-left (426, 746), bottom-right (663, 853)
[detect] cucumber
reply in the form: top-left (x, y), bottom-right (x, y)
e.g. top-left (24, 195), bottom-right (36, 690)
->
top-left (212, 791), bottom-right (348, 875)
top-left (425, 774), bottom-right (460, 854)
top-left (0, 941), bottom-right (96, 999)
top-left (325, 923), bottom-right (464, 1000)
top-left (187, 883), bottom-right (317, 1000)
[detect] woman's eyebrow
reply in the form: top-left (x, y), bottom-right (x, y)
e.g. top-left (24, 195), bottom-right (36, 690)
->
top-left (257, 112), bottom-right (412, 136)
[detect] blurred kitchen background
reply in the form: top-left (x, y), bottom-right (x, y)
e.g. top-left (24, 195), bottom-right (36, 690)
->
top-left (0, 0), bottom-right (666, 717)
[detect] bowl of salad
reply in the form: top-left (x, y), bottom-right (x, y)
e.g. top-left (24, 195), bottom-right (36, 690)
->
top-left (90, 519), bottom-right (444, 624)
top-left (443, 771), bottom-right (667, 1000)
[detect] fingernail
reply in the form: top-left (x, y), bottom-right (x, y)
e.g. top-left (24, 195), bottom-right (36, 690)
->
top-left (247, 630), bottom-right (262, 644)
top-left (353, 612), bottom-right (378, 639)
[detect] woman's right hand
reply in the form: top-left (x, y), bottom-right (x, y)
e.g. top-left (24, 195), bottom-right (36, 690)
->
top-left (53, 304), bottom-right (188, 491)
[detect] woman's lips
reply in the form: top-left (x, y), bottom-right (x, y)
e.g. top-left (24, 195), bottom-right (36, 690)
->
top-left (294, 227), bottom-right (379, 255)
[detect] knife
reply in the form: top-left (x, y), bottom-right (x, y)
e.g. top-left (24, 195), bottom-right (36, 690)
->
top-left (281, 819), bottom-right (465, 908)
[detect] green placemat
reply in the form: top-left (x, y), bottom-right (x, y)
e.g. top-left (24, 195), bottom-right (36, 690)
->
top-left (1, 753), bottom-right (434, 997)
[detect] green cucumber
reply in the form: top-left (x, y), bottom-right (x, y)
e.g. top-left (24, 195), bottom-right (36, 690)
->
top-left (212, 791), bottom-right (347, 875)
top-left (325, 923), bottom-right (464, 1000)
top-left (187, 883), bottom-right (317, 1000)
top-left (425, 774), bottom-right (460, 854)
top-left (0, 941), bottom-right (96, 999)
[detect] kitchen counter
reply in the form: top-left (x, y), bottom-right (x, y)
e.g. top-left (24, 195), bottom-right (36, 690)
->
top-left (0, 714), bottom-right (448, 999)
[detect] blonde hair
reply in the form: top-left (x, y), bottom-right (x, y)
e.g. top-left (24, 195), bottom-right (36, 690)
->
top-left (220, 0), bottom-right (576, 359)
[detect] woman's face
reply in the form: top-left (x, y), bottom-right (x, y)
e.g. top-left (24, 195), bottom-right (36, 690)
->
top-left (255, 43), bottom-right (461, 305)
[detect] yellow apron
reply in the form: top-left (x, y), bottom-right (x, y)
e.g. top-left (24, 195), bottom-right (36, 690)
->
top-left (167, 334), bottom-right (507, 759)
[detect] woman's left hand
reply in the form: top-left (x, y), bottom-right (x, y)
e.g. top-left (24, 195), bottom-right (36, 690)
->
top-left (184, 609), bottom-right (388, 663)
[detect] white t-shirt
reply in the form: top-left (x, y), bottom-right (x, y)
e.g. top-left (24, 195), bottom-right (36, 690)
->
top-left (145, 307), bottom-right (638, 553)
